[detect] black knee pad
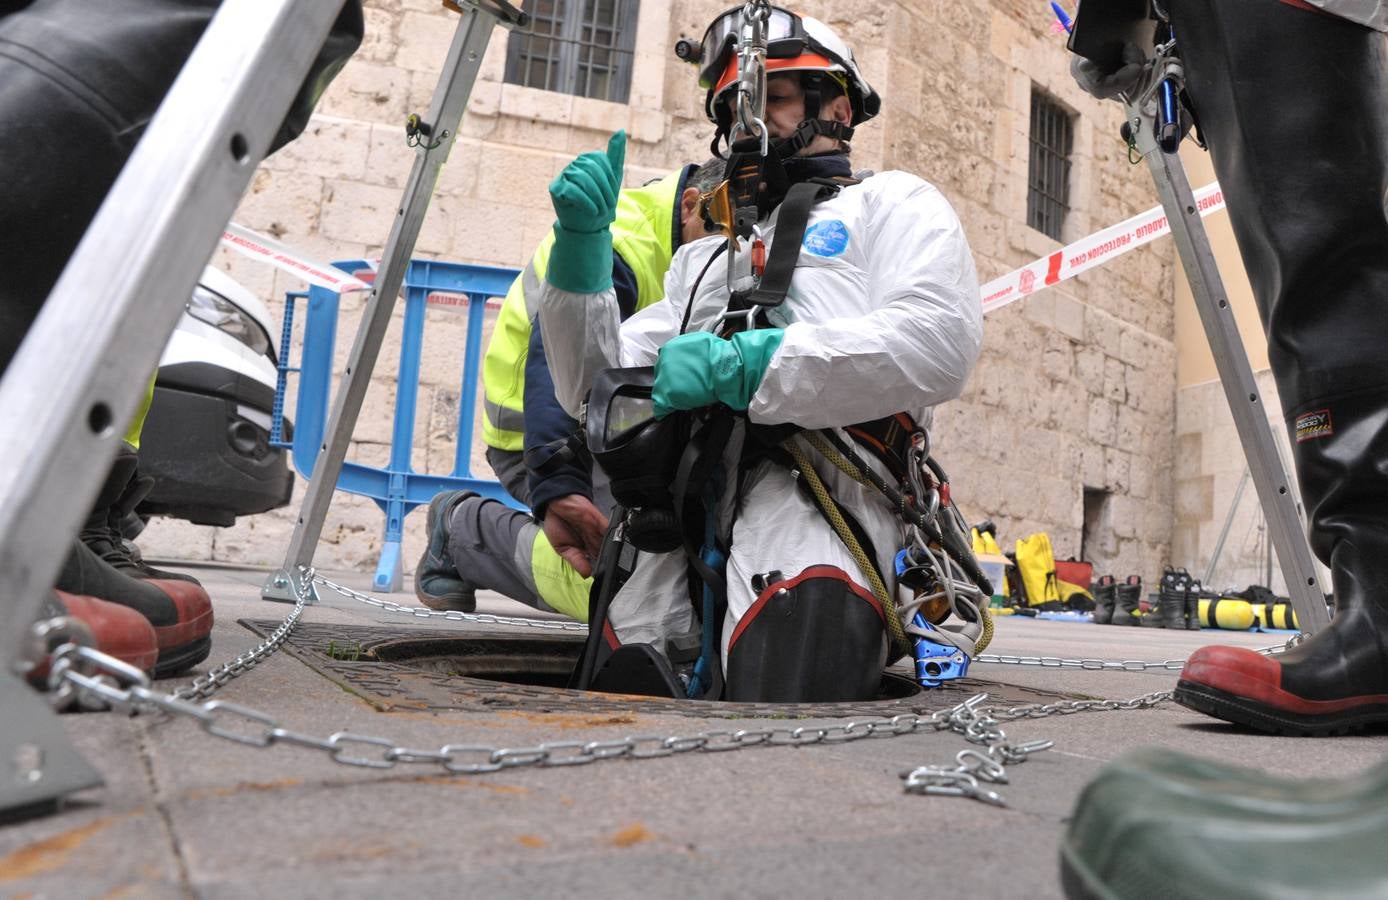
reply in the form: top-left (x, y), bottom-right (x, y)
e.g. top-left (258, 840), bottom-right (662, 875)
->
top-left (725, 566), bottom-right (887, 702)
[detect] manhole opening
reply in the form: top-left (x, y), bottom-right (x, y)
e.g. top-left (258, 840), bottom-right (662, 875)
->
top-left (355, 635), bottom-right (921, 702)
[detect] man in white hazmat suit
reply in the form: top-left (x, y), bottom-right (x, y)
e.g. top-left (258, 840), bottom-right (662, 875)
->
top-left (538, 6), bottom-right (982, 703)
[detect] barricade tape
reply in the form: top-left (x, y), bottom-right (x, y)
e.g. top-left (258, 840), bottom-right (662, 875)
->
top-left (980, 181), bottom-right (1225, 315)
top-left (221, 222), bottom-right (505, 310)
top-left (221, 222), bottom-right (371, 293)
top-left (225, 181), bottom-right (1226, 311)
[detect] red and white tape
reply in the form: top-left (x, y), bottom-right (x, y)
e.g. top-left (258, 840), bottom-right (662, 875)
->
top-left (980, 181), bottom-right (1225, 315)
top-left (225, 182), bottom-right (1224, 310)
top-left (220, 223), bottom-right (371, 294)
top-left (219, 223), bottom-right (505, 309)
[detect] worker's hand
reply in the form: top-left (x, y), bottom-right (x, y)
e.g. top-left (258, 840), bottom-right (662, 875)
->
top-left (549, 130), bottom-right (626, 234)
top-left (1070, 42), bottom-right (1147, 100)
top-left (545, 131), bottom-right (625, 294)
top-left (542, 493), bottom-right (609, 578)
top-left (652, 328), bottom-right (785, 419)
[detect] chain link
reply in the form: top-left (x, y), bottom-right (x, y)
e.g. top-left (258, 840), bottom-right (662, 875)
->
top-left (902, 693), bottom-right (1063, 806)
top-left (172, 581), bottom-right (309, 702)
top-left (314, 575), bottom-right (589, 632)
top-left (974, 635), bottom-right (1302, 674)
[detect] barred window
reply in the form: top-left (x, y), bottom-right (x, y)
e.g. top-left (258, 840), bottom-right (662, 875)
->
top-left (1027, 89), bottom-right (1074, 241)
top-left (504, 0), bottom-right (640, 104)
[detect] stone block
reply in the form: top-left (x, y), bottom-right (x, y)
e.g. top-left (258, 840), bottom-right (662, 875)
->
top-left (357, 6), bottom-right (398, 65)
top-left (475, 143), bottom-right (557, 211)
top-left (451, 199), bottom-right (529, 266)
top-left (1175, 475), bottom-right (1215, 523)
top-left (395, 11), bottom-right (457, 73)
top-left (364, 123), bottom-right (423, 191)
top-left (320, 179), bottom-right (406, 247)
top-left (1052, 293), bottom-right (1085, 342)
top-left (316, 61), bottom-right (412, 122)
top-left (233, 170), bottom-right (324, 245)
top-left (1105, 448), bottom-right (1131, 494)
top-left (1102, 356), bottom-right (1127, 404)
top-left (1088, 396), bottom-right (1117, 446)
top-left (1114, 404), bottom-right (1144, 453)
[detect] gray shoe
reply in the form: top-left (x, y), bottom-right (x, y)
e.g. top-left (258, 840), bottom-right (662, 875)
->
top-left (414, 491), bottom-right (477, 611)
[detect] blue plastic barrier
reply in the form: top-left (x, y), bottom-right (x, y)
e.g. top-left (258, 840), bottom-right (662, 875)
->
top-left (271, 259), bottom-right (524, 591)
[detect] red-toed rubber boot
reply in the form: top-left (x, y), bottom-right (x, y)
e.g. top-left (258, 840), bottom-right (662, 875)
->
top-left (1164, 0), bottom-right (1388, 735)
top-left (57, 538), bottom-right (213, 678)
top-left (25, 590), bottom-right (159, 690)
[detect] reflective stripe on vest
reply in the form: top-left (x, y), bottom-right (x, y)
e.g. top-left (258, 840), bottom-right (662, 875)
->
top-left (480, 168), bottom-right (686, 451)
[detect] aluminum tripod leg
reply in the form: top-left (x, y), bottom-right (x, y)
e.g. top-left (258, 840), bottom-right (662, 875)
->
top-left (262, 0), bottom-right (527, 604)
top-left (0, 0), bottom-right (350, 820)
top-left (1131, 118), bottom-right (1331, 633)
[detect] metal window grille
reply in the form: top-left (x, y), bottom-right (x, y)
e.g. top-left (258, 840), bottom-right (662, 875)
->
top-left (1027, 89), bottom-right (1074, 241)
top-left (504, 0), bottom-right (639, 103)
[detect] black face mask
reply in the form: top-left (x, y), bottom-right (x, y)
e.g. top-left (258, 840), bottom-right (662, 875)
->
top-left (780, 150), bottom-right (852, 184)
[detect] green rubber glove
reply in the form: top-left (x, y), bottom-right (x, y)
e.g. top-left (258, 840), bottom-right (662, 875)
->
top-left (652, 329), bottom-right (785, 418)
top-left (546, 130), bottom-right (626, 294)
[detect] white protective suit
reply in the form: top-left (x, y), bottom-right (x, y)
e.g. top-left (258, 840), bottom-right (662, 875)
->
top-left (539, 169), bottom-right (982, 673)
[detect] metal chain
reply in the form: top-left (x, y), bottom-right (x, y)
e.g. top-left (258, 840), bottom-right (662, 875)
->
top-left (902, 689), bottom-right (1174, 806)
top-left (41, 641), bottom-right (1178, 788)
top-left (974, 635), bottom-right (1303, 674)
top-left (24, 568), bottom-right (1297, 802)
top-left (172, 583), bottom-right (309, 702)
top-left (315, 575), bottom-right (589, 632)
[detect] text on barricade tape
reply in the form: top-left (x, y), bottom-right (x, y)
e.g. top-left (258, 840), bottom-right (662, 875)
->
top-left (980, 182), bottom-right (1225, 315)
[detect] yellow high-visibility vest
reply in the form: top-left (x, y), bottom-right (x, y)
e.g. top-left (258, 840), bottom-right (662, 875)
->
top-left (481, 169), bottom-right (684, 451)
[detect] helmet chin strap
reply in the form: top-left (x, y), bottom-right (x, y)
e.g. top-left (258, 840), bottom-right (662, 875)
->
top-left (769, 117), bottom-right (855, 159)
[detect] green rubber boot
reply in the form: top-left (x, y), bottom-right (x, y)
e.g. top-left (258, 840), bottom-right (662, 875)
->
top-left (1061, 746), bottom-right (1388, 899)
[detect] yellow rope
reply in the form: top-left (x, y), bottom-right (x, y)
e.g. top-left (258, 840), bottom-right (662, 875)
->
top-left (782, 437), bottom-right (911, 657)
top-left (794, 432), bottom-right (995, 655)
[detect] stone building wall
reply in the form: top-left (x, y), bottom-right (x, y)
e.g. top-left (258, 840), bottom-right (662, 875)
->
top-left (140, 0), bottom-right (1178, 590)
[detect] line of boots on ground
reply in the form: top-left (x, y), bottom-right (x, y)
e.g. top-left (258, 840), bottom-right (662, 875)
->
top-left (1092, 568), bottom-right (1203, 630)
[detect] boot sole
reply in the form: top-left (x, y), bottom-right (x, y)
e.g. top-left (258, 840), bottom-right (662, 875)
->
top-left (152, 635), bottom-right (212, 679)
top-left (1174, 679), bottom-right (1388, 736)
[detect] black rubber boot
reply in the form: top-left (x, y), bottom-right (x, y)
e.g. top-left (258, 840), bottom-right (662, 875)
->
top-left (1110, 576), bottom-right (1142, 627)
top-left (1092, 575), bottom-right (1116, 625)
top-left (1164, 0), bottom-right (1388, 735)
top-left (0, 0), bottom-right (363, 372)
top-left (80, 443), bottom-right (200, 585)
top-left (1183, 577), bottom-right (1204, 631)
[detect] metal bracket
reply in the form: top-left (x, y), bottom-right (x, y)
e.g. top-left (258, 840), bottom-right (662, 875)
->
top-left (261, 566), bottom-right (321, 606)
top-left (0, 673), bottom-right (103, 822)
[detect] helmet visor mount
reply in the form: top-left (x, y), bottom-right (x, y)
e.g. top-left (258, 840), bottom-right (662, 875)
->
top-left (696, 6), bottom-right (808, 90)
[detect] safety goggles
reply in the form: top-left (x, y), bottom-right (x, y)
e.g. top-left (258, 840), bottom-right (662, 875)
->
top-left (696, 6), bottom-right (811, 89)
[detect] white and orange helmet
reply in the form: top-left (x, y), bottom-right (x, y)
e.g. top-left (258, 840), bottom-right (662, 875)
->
top-left (692, 6), bottom-right (880, 135)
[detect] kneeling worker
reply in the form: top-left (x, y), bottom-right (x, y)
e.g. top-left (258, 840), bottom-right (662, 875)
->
top-left (413, 157), bottom-right (724, 621)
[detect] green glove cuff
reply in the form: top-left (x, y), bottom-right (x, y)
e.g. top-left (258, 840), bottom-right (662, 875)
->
top-left (715, 328), bottom-right (784, 410)
top-left (651, 328), bottom-right (784, 418)
top-left (546, 225), bottom-right (613, 294)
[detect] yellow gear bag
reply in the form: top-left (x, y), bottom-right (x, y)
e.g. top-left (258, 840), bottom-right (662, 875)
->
top-left (1014, 532), bottom-right (1062, 608)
